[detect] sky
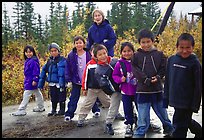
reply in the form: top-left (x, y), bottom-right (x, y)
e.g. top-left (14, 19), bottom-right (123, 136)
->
top-left (2, 2), bottom-right (202, 24)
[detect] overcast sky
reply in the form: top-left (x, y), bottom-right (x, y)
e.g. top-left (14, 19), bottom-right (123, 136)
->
top-left (2, 2), bottom-right (202, 24)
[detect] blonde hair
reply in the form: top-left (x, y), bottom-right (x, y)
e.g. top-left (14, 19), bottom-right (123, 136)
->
top-left (92, 9), bottom-right (105, 21)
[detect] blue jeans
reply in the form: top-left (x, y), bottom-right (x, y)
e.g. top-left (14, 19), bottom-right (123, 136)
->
top-left (65, 83), bottom-right (100, 119)
top-left (134, 100), bottom-right (173, 136)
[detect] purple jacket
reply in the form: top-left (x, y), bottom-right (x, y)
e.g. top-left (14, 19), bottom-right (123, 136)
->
top-left (112, 58), bottom-right (137, 96)
top-left (65, 48), bottom-right (91, 85)
top-left (24, 56), bottom-right (40, 90)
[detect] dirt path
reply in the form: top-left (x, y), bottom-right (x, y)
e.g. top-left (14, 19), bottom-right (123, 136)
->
top-left (2, 96), bottom-right (202, 138)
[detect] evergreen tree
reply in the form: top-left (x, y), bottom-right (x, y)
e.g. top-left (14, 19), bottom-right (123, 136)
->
top-left (84, 2), bottom-right (96, 32)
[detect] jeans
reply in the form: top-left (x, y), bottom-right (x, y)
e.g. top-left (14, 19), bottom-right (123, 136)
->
top-left (134, 100), bottom-right (173, 136)
top-left (65, 83), bottom-right (100, 119)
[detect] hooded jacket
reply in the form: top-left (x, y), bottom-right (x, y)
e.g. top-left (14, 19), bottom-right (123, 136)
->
top-left (112, 58), bottom-right (137, 96)
top-left (65, 47), bottom-right (91, 85)
top-left (131, 47), bottom-right (167, 93)
top-left (86, 19), bottom-right (117, 57)
top-left (24, 56), bottom-right (40, 90)
top-left (164, 53), bottom-right (202, 113)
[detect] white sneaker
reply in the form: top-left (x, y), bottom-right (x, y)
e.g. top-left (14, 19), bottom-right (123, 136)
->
top-left (64, 116), bottom-right (71, 122)
top-left (93, 112), bottom-right (100, 118)
top-left (33, 107), bottom-right (45, 112)
top-left (12, 110), bottom-right (27, 116)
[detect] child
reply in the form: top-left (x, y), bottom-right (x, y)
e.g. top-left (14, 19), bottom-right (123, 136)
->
top-left (77, 44), bottom-right (111, 127)
top-left (112, 42), bottom-right (137, 137)
top-left (131, 29), bottom-right (174, 138)
top-left (86, 9), bottom-right (117, 57)
top-left (38, 42), bottom-right (66, 116)
top-left (163, 33), bottom-right (202, 138)
top-left (12, 45), bottom-right (45, 116)
top-left (64, 36), bottom-right (100, 122)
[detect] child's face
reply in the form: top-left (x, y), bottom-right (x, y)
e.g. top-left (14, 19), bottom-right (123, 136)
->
top-left (96, 49), bottom-right (108, 63)
top-left (50, 48), bottom-right (59, 57)
top-left (75, 39), bottom-right (85, 51)
top-left (140, 38), bottom-right (153, 51)
top-left (93, 11), bottom-right (103, 25)
top-left (177, 40), bottom-right (193, 58)
top-left (121, 46), bottom-right (134, 60)
top-left (25, 48), bottom-right (33, 58)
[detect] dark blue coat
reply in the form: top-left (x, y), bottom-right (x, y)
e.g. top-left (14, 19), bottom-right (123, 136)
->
top-left (65, 48), bottom-right (91, 85)
top-left (24, 56), bottom-right (40, 90)
top-left (38, 55), bottom-right (66, 88)
top-left (164, 53), bottom-right (202, 113)
top-left (86, 19), bottom-right (117, 57)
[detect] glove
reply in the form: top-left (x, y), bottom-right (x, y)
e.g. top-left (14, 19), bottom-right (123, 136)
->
top-left (67, 82), bottom-right (72, 88)
top-left (60, 87), bottom-right (64, 92)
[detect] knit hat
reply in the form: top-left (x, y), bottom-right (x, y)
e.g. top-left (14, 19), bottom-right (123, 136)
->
top-left (48, 42), bottom-right (60, 52)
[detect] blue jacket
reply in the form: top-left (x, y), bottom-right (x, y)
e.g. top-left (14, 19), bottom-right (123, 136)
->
top-left (164, 53), bottom-right (202, 113)
top-left (65, 48), bottom-right (91, 85)
top-left (24, 56), bottom-right (40, 90)
top-left (38, 55), bottom-right (66, 88)
top-left (86, 19), bottom-right (117, 57)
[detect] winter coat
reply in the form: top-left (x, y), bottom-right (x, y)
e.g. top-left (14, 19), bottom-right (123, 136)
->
top-left (38, 55), bottom-right (66, 88)
top-left (112, 58), bottom-right (137, 96)
top-left (94, 56), bottom-right (120, 94)
top-left (86, 19), bottom-right (117, 57)
top-left (24, 56), bottom-right (40, 90)
top-left (81, 58), bottom-right (100, 90)
top-left (163, 53), bottom-right (202, 113)
top-left (65, 47), bottom-right (91, 85)
top-left (131, 47), bottom-right (167, 94)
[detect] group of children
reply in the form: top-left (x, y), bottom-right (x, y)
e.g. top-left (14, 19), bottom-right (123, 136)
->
top-left (11, 8), bottom-right (202, 139)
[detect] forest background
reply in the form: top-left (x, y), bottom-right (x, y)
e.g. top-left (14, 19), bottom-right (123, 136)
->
top-left (2, 2), bottom-right (202, 106)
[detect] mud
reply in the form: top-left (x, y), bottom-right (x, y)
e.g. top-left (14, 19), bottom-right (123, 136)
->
top-left (2, 96), bottom-right (202, 138)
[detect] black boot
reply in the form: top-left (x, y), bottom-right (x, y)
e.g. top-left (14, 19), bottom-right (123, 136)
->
top-left (48, 102), bottom-right (57, 116)
top-left (56, 102), bottom-right (65, 116)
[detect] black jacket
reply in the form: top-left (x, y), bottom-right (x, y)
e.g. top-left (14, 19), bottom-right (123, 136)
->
top-left (163, 53), bottom-right (202, 113)
top-left (131, 47), bottom-right (167, 93)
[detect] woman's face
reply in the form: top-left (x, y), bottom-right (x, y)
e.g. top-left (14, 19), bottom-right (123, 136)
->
top-left (93, 11), bottom-right (103, 25)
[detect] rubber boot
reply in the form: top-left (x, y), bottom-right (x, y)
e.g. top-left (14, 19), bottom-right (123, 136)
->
top-left (48, 102), bottom-right (57, 116)
top-left (57, 102), bottom-right (65, 115)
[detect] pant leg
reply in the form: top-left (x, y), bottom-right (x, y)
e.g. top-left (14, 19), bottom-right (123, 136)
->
top-left (91, 102), bottom-right (100, 113)
top-left (106, 92), bottom-right (122, 124)
top-left (78, 88), bottom-right (98, 120)
top-left (134, 102), bottom-right (151, 136)
top-left (151, 100), bottom-right (173, 130)
top-left (65, 84), bottom-right (81, 118)
top-left (189, 119), bottom-right (202, 138)
top-left (122, 94), bottom-right (134, 125)
top-left (33, 89), bottom-right (44, 109)
top-left (97, 89), bottom-right (111, 108)
top-left (59, 87), bottom-right (67, 102)
top-left (49, 86), bottom-right (59, 103)
top-left (172, 108), bottom-right (192, 138)
top-left (18, 90), bottom-right (33, 110)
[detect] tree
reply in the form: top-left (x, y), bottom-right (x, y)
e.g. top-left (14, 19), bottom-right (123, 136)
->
top-left (84, 2), bottom-right (96, 32)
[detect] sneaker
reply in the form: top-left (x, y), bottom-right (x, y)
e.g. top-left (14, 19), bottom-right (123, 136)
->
top-left (163, 127), bottom-right (173, 137)
top-left (56, 111), bottom-right (65, 116)
top-left (12, 110), bottom-right (27, 116)
top-left (115, 113), bottom-right (125, 120)
top-left (33, 107), bottom-right (45, 112)
top-left (93, 112), bottom-right (100, 118)
top-left (148, 123), bottom-right (161, 133)
top-left (47, 111), bottom-right (57, 117)
top-left (125, 124), bottom-right (133, 138)
top-left (104, 123), bottom-right (114, 135)
top-left (64, 116), bottom-right (71, 122)
top-left (77, 120), bottom-right (84, 127)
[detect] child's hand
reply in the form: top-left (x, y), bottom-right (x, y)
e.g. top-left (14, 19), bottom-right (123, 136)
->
top-left (121, 76), bottom-right (126, 82)
top-left (82, 90), bottom-right (87, 96)
top-left (32, 81), bottom-right (37, 86)
top-left (151, 76), bottom-right (158, 83)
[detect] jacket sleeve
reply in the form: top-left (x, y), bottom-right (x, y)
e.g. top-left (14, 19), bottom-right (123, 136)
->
top-left (38, 63), bottom-right (47, 89)
top-left (31, 60), bottom-right (40, 82)
top-left (103, 25), bottom-right (117, 50)
top-left (86, 30), bottom-right (94, 51)
top-left (155, 52), bottom-right (167, 82)
top-left (65, 57), bottom-right (72, 83)
top-left (81, 63), bottom-right (89, 90)
top-left (131, 53), bottom-right (151, 86)
top-left (58, 58), bottom-right (66, 87)
top-left (112, 62), bottom-right (123, 84)
top-left (163, 57), bottom-right (170, 108)
top-left (191, 61), bottom-right (202, 113)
